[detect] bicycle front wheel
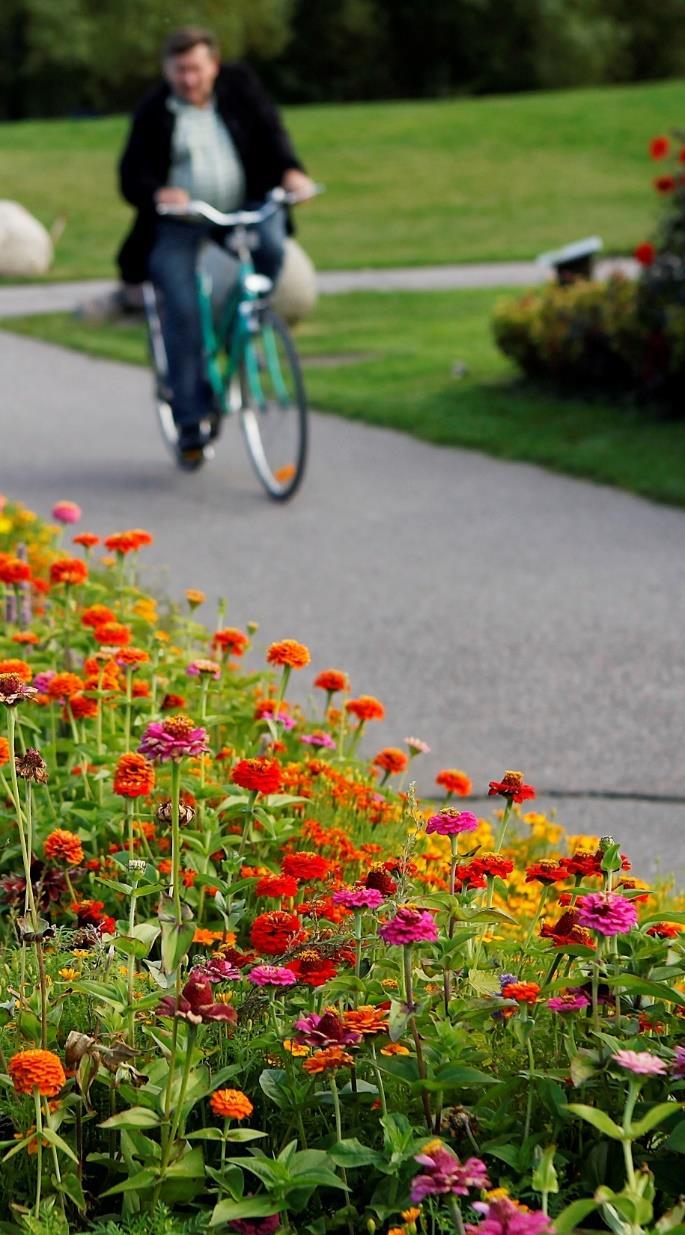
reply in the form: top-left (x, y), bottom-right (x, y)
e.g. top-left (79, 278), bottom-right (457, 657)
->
top-left (239, 308), bottom-right (308, 500)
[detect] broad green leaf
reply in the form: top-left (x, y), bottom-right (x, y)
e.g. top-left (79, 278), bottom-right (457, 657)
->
top-left (554, 1198), bottom-right (599, 1234)
top-left (468, 970), bottom-right (502, 996)
top-left (40, 1127), bottom-right (79, 1163)
top-left (99, 1106), bottom-right (160, 1130)
top-left (102, 1167), bottom-right (157, 1196)
top-left (329, 1138), bottom-right (384, 1168)
top-left (563, 1104), bottom-right (624, 1140)
top-left (629, 1101), bottom-right (682, 1138)
top-left (665, 1120), bottom-right (685, 1153)
top-left (604, 974), bottom-right (685, 1008)
top-left (55, 1171), bottom-right (87, 1212)
top-left (211, 1197), bottom-right (280, 1226)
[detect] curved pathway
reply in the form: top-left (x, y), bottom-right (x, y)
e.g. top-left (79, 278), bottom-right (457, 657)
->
top-left (0, 330), bottom-right (682, 881)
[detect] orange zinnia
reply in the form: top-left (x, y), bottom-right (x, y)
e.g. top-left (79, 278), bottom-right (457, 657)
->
top-left (436, 768), bottom-right (472, 796)
top-left (104, 530), bottom-right (153, 555)
top-left (81, 604), bottom-right (116, 629)
top-left (343, 1005), bottom-right (388, 1036)
top-left (113, 752), bottom-right (156, 798)
top-left (0, 658), bottom-right (32, 682)
top-left (346, 695), bottom-right (384, 722)
top-left (116, 647), bottom-right (150, 668)
top-left (11, 631), bottom-right (39, 645)
top-left (47, 673), bottom-right (84, 700)
top-left (209, 1089), bottom-right (253, 1120)
top-left (72, 532), bottom-right (100, 548)
top-left (9, 1050), bottom-right (66, 1096)
top-left (49, 557), bottom-right (88, 586)
top-left (373, 747), bottom-right (408, 775)
top-left (0, 737), bottom-right (9, 764)
top-left (94, 621), bottom-right (131, 647)
top-left (212, 627), bottom-right (249, 656)
top-left (501, 981), bottom-right (541, 1005)
top-left (231, 757), bottom-right (282, 795)
top-left (302, 1046), bottom-right (354, 1074)
top-left (44, 829), bottom-right (84, 866)
top-left (266, 639), bottom-right (311, 669)
top-left (0, 557), bottom-right (31, 585)
top-left (314, 669), bottom-right (349, 694)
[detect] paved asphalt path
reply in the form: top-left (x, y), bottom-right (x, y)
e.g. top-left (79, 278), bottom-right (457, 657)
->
top-left (0, 258), bottom-right (638, 319)
top-left (1, 331), bottom-right (683, 883)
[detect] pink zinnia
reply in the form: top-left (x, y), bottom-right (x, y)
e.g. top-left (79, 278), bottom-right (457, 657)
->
top-left (248, 965), bottom-right (297, 987)
top-left (52, 500), bottom-right (81, 525)
top-left (294, 1010), bottom-right (361, 1048)
top-left (405, 736), bottom-right (430, 755)
top-left (576, 892), bottom-right (638, 937)
top-left (547, 992), bottom-right (591, 1014)
top-left (612, 1049), bottom-right (667, 1077)
top-left (299, 732), bottom-right (336, 748)
top-left (410, 1142), bottom-right (489, 1204)
top-left (32, 671), bottom-right (56, 694)
top-left (673, 1046), bottom-right (685, 1078)
top-left (467, 1198), bottom-right (553, 1235)
top-left (379, 906), bottom-right (438, 946)
top-left (426, 809), bottom-right (479, 836)
top-left (332, 887), bottom-right (385, 910)
top-left (138, 717), bottom-right (209, 763)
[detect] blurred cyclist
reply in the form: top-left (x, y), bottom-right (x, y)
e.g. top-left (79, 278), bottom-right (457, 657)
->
top-left (117, 26), bottom-right (315, 466)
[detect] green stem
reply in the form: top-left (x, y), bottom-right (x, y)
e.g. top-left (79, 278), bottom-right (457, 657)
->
top-left (370, 1043), bottom-right (388, 1118)
top-left (495, 798), bottom-right (514, 852)
top-left (170, 761), bottom-right (182, 922)
top-left (329, 1075), bottom-right (354, 1235)
top-left (33, 1088), bottom-right (43, 1217)
top-left (524, 1035), bottom-right (535, 1140)
top-left (524, 886), bottom-right (549, 951)
top-left (449, 1194), bottom-right (466, 1235)
top-left (621, 1080), bottom-right (640, 1191)
top-left (403, 945), bottom-right (432, 1130)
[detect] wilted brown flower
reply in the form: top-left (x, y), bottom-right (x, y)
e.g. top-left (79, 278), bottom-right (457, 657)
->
top-left (156, 798), bottom-right (196, 826)
top-left (15, 748), bottom-right (49, 783)
top-left (0, 673), bottom-right (37, 706)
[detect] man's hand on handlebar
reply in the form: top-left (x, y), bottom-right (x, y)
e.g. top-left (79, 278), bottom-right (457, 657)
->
top-left (281, 168), bottom-right (317, 202)
top-left (154, 187), bottom-right (191, 206)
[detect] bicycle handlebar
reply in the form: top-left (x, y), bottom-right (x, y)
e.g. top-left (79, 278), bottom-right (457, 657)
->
top-left (156, 184), bottom-right (324, 227)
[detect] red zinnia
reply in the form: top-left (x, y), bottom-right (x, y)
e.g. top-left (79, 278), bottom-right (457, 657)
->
top-left (255, 874), bottom-right (299, 899)
top-left (649, 135), bottom-right (670, 160)
top-left (288, 951), bottom-right (338, 986)
top-left (654, 175), bottom-right (676, 194)
top-left (250, 911), bottom-right (302, 955)
top-left (346, 695), bottom-right (384, 722)
top-left (488, 770), bottom-right (536, 803)
top-left (525, 860), bottom-right (570, 886)
top-left (231, 757), bottom-right (282, 795)
top-left (282, 851), bottom-right (331, 882)
top-left (435, 768), bottom-right (472, 796)
top-left (212, 627), bottom-right (249, 657)
top-left (49, 557), bottom-right (88, 586)
top-left (314, 669), bottom-right (349, 694)
top-left (94, 621), bottom-right (131, 647)
top-left (634, 242), bottom-right (656, 266)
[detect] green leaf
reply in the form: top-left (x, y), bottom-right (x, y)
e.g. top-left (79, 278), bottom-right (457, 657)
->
top-left (211, 1198), bottom-right (281, 1226)
top-left (563, 1104), bottom-right (624, 1140)
top-left (40, 1127), bottom-right (79, 1163)
top-left (569, 1052), bottom-right (598, 1087)
top-left (225, 1128), bottom-right (268, 1142)
top-left (55, 1171), bottom-right (87, 1212)
top-left (665, 1120), bottom-right (685, 1153)
top-left (259, 1068), bottom-right (289, 1109)
top-left (329, 1138), bottom-right (383, 1168)
top-left (629, 1102), bottom-right (682, 1138)
top-left (532, 1145), bottom-right (559, 1196)
top-left (604, 974), bottom-right (685, 1007)
top-left (388, 999), bottom-right (412, 1042)
top-left (160, 916), bottom-right (195, 973)
top-left (99, 1106), bottom-right (160, 1129)
top-left (188, 1127), bottom-right (225, 1142)
top-left (102, 1167), bottom-right (157, 1197)
top-left (166, 1146), bottom-right (205, 1178)
top-left (420, 1065), bottom-right (497, 1092)
top-left (553, 1199), bottom-right (599, 1235)
top-left (468, 970), bottom-right (502, 996)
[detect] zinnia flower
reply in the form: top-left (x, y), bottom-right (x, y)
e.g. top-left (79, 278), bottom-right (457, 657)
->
top-left (15, 748), bottom-right (48, 783)
top-left (138, 716), bottom-right (209, 763)
top-left (73, 532), bottom-right (99, 548)
top-left (0, 658), bottom-right (32, 682)
top-left (576, 891), bottom-right (638, 937)
top-left (654, 175), bottom-right (676, 193)
top-left (94, 621), bottom-right (131, 647)
top-left (300, 731), bottom-right (335, 748)
top-left (157, 974), bottom-right (237, 1024)
top-left (114, 752), bottom-right (156, 797)
top-left (612, 1049), bottom-right (667, 1077)
top-left (410, 1140), bottom-right (490, 1204)
top-left (346, 695), bottom-right (384, 722)
top-left (373, 747), bottom-right (408, 775)
top-left (547, 991), bottom-right (591, 1013)
top-left (9, 1050), bottom-right (66, 1096)
top-left (0, 673), bottom-right (37, 706)
top-left (255, 874), bottom-right (299, 899)
top-left (295, 1010), bottom-right (361, 1048)
top-left (342, 1005), bottom-right (388, 1036)
top-left (645, 922), bottom-right (681, 939)
top-left (501, 982), bottom-right (540, 1005)
top-left (525, 860), bottom-right (570, 885)
top-left (287, 951), bottom-right (338, 986)
top-left (634, 242), bottom-right (656, 266)
top-left (672, 1046), bottom-right (685, 1078)
top-left (210, 1089), bottom-right (253, 1120)
top-left (379, 906), bottom-right (438, 946)
top-left (466, 1197), bottom-right (552, 1235)
top-left (248, 965), bottom-right (297, 987)
top-left (436, 768), bottom-right (472, 796)
top-left (332, 886), bottom-right (384, 910)
top-left (314, 669), bottom-right (348, 694)
top-left (250, 911), bottom-right (302, 955)
top-left (104, 530), bottom-right (153, 554)
top-left (302, 1046), bottom-right (354, 1074)
top-left (488, 770), bottom-right (535, 803)
top-left (405, 736), bottom-right (430, 755)
top-left (282, 852), bottom-right (331, 881)
top-left (231, 757), bottom-right (282, 795)
top-left (52, 500), bottom-right (81, 524)
top-left (44, 829), bottom-right (83, 866)
top-left (212, 627), bottom-right (249, 656)
top-left (266, 639), bottom-right (310, 669)
top-left (49, 557), bottom-right (88, 586)
top-left (426, 809), bottom-right (478, 836)
top-left (650, 135), bottom-right (670, 159)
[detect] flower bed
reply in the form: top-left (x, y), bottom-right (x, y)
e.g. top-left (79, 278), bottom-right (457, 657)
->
top-left (492, 133), bottom-right (685, 405)
top-left (0, 497), bottom-right (684, 1235)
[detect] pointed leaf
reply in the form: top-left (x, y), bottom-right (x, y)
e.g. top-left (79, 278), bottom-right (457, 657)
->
top-left (563, 1104), bottom-right (623, 1140)
top-left (629, 1102), bottom-right (682, 1139)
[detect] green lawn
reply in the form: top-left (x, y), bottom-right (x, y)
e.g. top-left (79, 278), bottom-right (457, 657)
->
top-left (4, 290), bottom-right (685, 507)
top-left (0, 79), bottom-right (682, 279)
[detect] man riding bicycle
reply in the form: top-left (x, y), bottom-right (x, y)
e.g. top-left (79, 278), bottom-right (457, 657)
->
top-left (117, 26), bottom-right (315, 468)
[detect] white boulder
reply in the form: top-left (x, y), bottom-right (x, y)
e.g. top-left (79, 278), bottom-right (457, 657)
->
top-left (0, 201), bottom-right (53, 276)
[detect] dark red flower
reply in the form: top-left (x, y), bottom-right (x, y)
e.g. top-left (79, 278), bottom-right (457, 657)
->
top-left (287, 951), bottom-right (338, 987)
top-left (654, 175), bottom-right (676, 193)
top-left (649, 135), bottom-right (670, 160)
top-left (250, 911), bottom-right (302, 956)
top-left (525, 860), bottom-right (570, 886)
top-left (488, 771), bottom-right (536, 803)
top-left (634, 242), bottom-right (656, 266)
top-left (157, 974), bottom-right (237, 1024)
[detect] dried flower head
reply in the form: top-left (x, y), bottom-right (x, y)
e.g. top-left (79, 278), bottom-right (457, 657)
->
top-left (15, 748), bottom-right (49, 783)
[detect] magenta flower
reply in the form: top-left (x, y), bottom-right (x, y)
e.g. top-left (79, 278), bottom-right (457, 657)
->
top-left (299, 732), bottom-right (336, 748)
top-left (467, 1198), bottom-right (553, 1235)
top-left (52, 500), bottom-right (81, 525)
top-left (294, 1010), bottom-right (361, 1048)
top-left (576, 891), bottom-right (638, 937)
top-left (612, 1049), bottom-right (667, 1076)
top-left (229, 1215), bottom-right (280, 1235)
top-left (332, 886), bottom-right (385, 910)
top-left (138, 717), bottom-right (209, 762)
top-left (248, 965), bottom-right (297, 987)
top-left (157, 974), bottom-right (237, 1024)
top-left (33, 671), bottom-right (56, 695)
top-left (426, 809), bottom-right (479, 836)
top-left (672, 1046), bottom-right (685, 1078)
top-left (379, 906), bottom-right (438, 946)
top-left (192, 958), bottom-right (242, 983)
top-left (410, 1142), bottom-right (489, 1204)
top-left (547, 991), bottom-right (591, 1013)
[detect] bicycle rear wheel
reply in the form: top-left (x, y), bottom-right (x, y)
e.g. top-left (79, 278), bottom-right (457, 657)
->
top-left (239, 307), bottom-right (308, 500)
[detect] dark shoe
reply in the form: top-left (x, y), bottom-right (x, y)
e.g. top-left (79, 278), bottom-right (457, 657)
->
top-left (176, 424), bottom-right (206, 471)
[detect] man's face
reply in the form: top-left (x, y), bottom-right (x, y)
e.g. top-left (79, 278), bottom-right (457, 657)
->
top-left (164, 43), bottom-right (219, 106)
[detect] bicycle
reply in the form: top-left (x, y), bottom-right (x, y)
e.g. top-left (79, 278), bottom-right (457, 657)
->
top-left (142, 187), bottom-right (320, 500)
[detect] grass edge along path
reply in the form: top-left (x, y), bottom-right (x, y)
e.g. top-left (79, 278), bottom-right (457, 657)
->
top-left (2, 286), bottom-right (685, 509)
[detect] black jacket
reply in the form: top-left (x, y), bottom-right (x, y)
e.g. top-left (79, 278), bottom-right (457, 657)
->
top-left (117, 62), bottom-right (304, 283)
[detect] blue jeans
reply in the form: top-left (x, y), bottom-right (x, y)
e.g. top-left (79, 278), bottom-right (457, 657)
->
top-left (148, 207), bottom-right (286, 432)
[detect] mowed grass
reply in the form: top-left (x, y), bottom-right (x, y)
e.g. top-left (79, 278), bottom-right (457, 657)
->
top-left (0, 79), bottom-right (682, 278)
top-left (4, 289), bottom-right (685, 507)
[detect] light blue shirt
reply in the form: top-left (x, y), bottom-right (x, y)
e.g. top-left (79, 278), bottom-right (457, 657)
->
top-left (167, 96), bottom-right (246, 212)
